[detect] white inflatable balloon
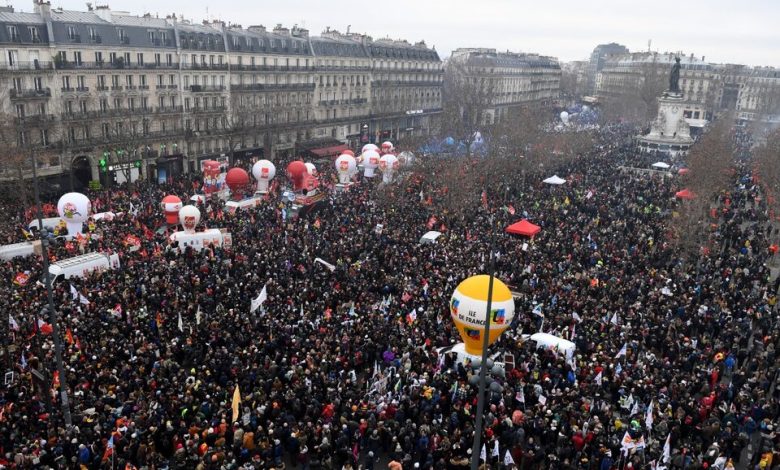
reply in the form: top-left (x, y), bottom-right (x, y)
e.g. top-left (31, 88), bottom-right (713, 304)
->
top-left (381, 141), bottom-right (394, 154)
top-left (252, 160), bottom-right (276, 193)
top-left (379, 154), bottom-right (399, 183)
top-left (363, 150), bottom-right (380, 178)
top-left (178, 205), bottom-right (201, 234)
top-left (335, 154), bottom-right (357, 184)
top-left (304, 162), bottom-right (317, 177)
top-left (560, 111), bottom-right (570, 125)
top-left (57, 192), bottom-right (91, 237)
top-left (362, 143), bottom-right (379, 154)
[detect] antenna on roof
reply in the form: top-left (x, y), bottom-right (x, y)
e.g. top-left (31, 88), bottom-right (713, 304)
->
top-left (346, 24), bottom-right (351, 34)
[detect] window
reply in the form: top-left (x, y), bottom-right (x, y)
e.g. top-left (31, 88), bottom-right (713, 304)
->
top-left (128, 98), bottom-right (135, 110)
top-left (16, 104), bottom-right (25, 118)
top-left (140, 75), bottom-right (147, 86)
top-left (79, 101), bottom-right (87, 113)
top-left (37, 103), bottom-right (45, 115)
top-left (67, 26), bottom-right (77, 41)
top-left (67, 128), bottom-right (76, 143)
top-left (76, 76), bottom-right (85, 89)
top-left (154, 53), bottom-right (161, 66)
top-left (28, 26), bottom-right (40, 42)
top-left (7, 25), bottom-right (18, 42)
top-left (117, 28), bottom-right (126, 42)
top-left (64, 101), bottom-right (73, 114)
top-left (88, 27), bottom-right (97, 41)
top-left (168, 74), bottom-right (175, 85)
top-left (109, 52), bottom-right (117, 64)
top-left (166, 54), bottom-right (173, 66)
top-left (62, 76), bottom-right (71, 89)
top-left (99, 99), bottom-right (108, 111)
top-left (40, 129), bottom-right (49, 146)
top-left (33, 77), bottom-right (42, 91)
top-left (111, 75), bottom-right (119, 87)
top-left (184, 97), bottom-right (190, 110)
top-left (102, 123), bottom-right (110, 138)
top-left (73, 51), bottom-right (82, 65)
top-left (7, 50), bottom-right (17, 67)
top-left (136, 53), bottom-right (144, 65)
top-left (125, 75), bottom-right (133, 86)
top-left (97, 75), bottom-right (105, 87)
top-left (148, 31), bottom-right (156, 44)
top-left (95, 51), bottom-right (103, 63)
top-left (113, 98), bottom-right (122, 109)
top-left (157, 74), bottom-right (164, 86)
top-left (124, 52), bottom-right (131, 65)
top-left (161, 32), bottom-right (168, 44)
top-left (158, 96), bottom-right (165, 108)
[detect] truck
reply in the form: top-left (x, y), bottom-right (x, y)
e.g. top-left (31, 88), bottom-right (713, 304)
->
top-left (48, 252), bottom-right (121, 280)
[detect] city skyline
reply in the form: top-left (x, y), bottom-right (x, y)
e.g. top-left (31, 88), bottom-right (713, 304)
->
top-left (8, 0), bottom-right (780, 67)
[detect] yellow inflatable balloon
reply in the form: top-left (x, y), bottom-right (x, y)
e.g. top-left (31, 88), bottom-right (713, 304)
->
top-left (450, 275), bottom-right (515, 356)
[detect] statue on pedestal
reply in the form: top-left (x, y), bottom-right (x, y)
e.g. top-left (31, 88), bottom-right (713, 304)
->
top-left (669, 57), bottom-right (681, 93)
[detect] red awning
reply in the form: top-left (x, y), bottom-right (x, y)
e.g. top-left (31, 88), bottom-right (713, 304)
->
top-left (505, 219), bottom-right (541, 237)
top-left (310, 144), bottom-right (349, 157)
top-left (675, 189), bottom-right (696, 200)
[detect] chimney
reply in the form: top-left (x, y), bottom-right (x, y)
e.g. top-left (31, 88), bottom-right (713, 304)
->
top-left (273, 23), bottom-right (289, 35)
top-left (247, 25), bottom-right (266, 33)
top-left (94, 4), bottom-right (112, 22)
top-left (33, 0), bottom-right (51, 17)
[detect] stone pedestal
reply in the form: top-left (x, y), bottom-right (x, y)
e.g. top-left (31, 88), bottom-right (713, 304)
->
top-left (638, 91), bottom-right (694, 158)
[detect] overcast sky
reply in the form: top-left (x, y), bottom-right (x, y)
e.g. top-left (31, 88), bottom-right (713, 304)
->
top-left (14, 0), bottom-right (780, 67)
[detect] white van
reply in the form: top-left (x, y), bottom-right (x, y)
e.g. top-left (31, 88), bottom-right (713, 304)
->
top-left (225, 197), bottom-right (264, 211)
top-left (28, 217), bottom-right (63, 232)
top-left (169, 229), bottom-right (229, 252)
top-left (49, 252), bottom-right (121, 280)
top-left (0, 241), bottom-right (38, 261)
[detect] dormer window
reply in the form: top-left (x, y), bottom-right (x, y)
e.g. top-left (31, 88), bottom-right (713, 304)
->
top-left (7, 25), bottom-right (19, 42)
top-left (67, 26), bottom-right (77, 41)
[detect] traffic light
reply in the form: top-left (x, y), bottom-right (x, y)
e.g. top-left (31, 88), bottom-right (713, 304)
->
top-left (99, 151), bottom-right (108, 172)
top-left (134, 160), bottom-right (142, 168)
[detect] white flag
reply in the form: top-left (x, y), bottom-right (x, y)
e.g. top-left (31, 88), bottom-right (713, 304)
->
top-left (615, 343), bottom-right (627, 358)
top-left (631, 399), bottom-right (640, 417)
top-left (532, 304), bottom-right (543, 317)
top-left (8, 314), bottom-right (19, 331)
top-left (492, 440), bottom-right (500, 457)
top-left (538, 395), bottom-right (547, 406)
top-left (419, 189), bottom-right (424, 202)
top-left (610, 312), bottom-right (618, 325)
top-left (178, 311), bottom-right (184, 332)
top-left (348, 304), bottom-right (357, 317)
top-left (594, 371), bottom-right (602, 386)
top-left (572, 311), bottom-right (582, 323)
top-left (196, 305), bottom-right (202, 325)
top-left (79, 293), bottom-right (90, 305)
top-left (646, 399), bottom-right (654, 431)
top-left (250, 284), bottom-right (268, 313)
top-left (70, 284), bottom-right (78, 300)
top-left (504, 449), bottom-right (516, 466)
top-left (480, 444), bottom-right (486, 461)
top-left (662, 433), bottom-right (671, 463)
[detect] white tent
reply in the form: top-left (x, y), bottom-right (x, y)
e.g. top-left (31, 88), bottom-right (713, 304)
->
top-left (543, 175), bottom-right (567, 185)
top-left (419, 231), bottom-right (443, 244)
top-left (651, 162), bottom-right (671, 169)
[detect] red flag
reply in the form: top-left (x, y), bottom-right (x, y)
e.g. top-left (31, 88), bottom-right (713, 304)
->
top-left (52, 370), bottom-right (60, 389)
top-left (65, 328), bottom-right (74, 345)
top-left (507, 204), bottom-right (516, 215)
top-left (426, 215), bottom-right (437, 229)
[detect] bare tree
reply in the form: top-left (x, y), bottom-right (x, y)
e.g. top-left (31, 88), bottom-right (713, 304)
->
top-left (441, 60), bottom-right (496, 156)
top-left (101, 108), bottom-right (154, 186)
top-left (670, 114), bottom-right (735, 262)
top-left (0, 112), bottom-right (33, 205)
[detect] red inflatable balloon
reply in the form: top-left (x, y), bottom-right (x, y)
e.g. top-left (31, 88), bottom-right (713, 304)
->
top-left (342, 149), bottom-right (355, 157)
top-left (287, 161), bottom-right (308, 190)
top-left (225, 168), bottom-right (250, 200)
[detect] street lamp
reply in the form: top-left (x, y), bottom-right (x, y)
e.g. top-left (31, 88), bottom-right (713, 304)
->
top-left (470, 225), bottom-right (498, 470)
top-left (31, 148), bottom-right (73, 430)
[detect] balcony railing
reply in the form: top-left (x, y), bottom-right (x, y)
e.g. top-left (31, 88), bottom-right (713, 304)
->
top-left (189, 85), bottom-right (226, 92)
top-left (14, 114), bottom-right (56, 125)
top-left (372, 80), bottom-right (442, 87)
top-left (10, 88), bottom-right (51, 99)
top-left (190, 105), bottom-right (227, 114)
top-left (231, 83), bottom-right (315, 92)
top-left (181, 63), bottom-right (229, 70)
top-left (154, 106), bottom-right (184, 114)
top-left (0, 61), bottom-right (54, 71)
top-left (55, 61), bottom-right (180, 70)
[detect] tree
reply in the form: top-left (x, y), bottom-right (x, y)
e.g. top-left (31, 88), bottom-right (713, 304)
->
top-left (100, 107), bottom-right (154, 186)
top-left (0, 112), bottom-right (33, 205)
top-left (670, 114), bottom-right (735, 262)
top-left (441, 60), bottom-right (496, 156)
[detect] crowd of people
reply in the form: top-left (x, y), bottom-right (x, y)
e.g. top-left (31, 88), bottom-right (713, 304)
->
top-left (0, 122), bottom-right (778, 470)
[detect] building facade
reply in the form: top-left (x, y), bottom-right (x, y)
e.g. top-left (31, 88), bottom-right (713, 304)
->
top-left (586, 42), bottom-right (628, 95)
top-left (448, 48), bottom-right (561, 125)
top-left (0, 1), bottom-right (442, 188)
